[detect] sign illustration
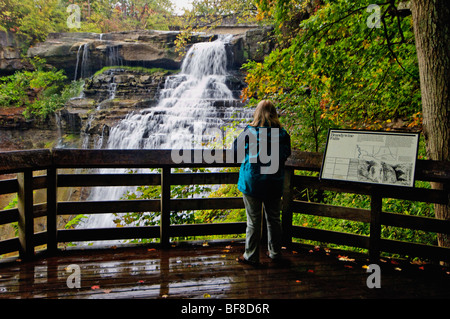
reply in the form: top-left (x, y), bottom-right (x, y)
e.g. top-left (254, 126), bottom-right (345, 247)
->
top-left (320, 129), bottom-right (419, 187)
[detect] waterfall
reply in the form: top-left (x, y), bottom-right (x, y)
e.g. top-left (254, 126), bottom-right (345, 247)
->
top-left (77, 36), bottom-right (252, 238)
top-left (107, 46), bottom-right (122, 67)
top-left (74, 43), bottom-right (91, 80)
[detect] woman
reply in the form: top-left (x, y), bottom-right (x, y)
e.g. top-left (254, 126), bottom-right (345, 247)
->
top-left (233, 100), bottom-right (291, 266)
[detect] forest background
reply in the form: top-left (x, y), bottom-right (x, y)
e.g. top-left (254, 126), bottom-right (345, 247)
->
top-left (0, 0), bottom-right (446, 257)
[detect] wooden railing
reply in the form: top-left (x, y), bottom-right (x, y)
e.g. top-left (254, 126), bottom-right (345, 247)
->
top-left (0, 149), bottom-right (449, 263)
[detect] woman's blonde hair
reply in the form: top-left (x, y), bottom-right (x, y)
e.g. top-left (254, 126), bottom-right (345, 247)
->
top-left (250, 100), bottom-right (282, 127)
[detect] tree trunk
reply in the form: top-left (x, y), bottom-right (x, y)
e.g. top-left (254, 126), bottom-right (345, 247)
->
top-left (410, 0), bottom-right (450, 249)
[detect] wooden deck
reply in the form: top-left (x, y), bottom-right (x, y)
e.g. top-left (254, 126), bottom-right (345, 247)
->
top-left (0, 241), bottom-right (449, 300)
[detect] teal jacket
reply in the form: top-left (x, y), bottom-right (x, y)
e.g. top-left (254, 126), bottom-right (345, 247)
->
top-left (233, 125), bottom-right (291, 199)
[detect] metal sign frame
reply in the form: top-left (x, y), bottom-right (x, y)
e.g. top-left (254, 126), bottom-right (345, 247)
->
top-left (320, 129), bottom-right (420, 187)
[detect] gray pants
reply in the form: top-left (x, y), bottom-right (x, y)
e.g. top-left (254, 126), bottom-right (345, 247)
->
top-left (243, 194), bottom-right (283, 263)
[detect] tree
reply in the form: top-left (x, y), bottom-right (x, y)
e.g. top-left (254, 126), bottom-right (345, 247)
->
top-left (243, 0), bottom-right (421, 150)
top-left (410, 0), bottom-right (449, 249)
top-left (0, 0), bottom-right (67, 43)
top-left (174, 0), bottom-right (262, 54)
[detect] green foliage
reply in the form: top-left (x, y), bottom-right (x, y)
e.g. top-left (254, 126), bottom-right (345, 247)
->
top-left (65, 214), bottom-right (88, 230)
top-left (115, 168), bottom-right (212, 242)
top-left (93, 65), bottom-right (177, 77)
top-left (243, 0), bottom-right (422, 152)
top-left (0, 58), bottom-right (85, 120)
top-left (0, 0), bottom-right (176, 45)
top-left (72, 0), bottom-right (175, 33)
top-left (174, 0), bottom-right (263, 54)
top-left (0, 0), bottom-right (67, 44)
top-left (292, 178), bottom-right (437, 255)
top-left (0, 71), bottom-right (30, 107)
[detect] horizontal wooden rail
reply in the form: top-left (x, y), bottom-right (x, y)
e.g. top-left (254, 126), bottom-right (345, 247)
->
top-left (0, 149), bottom-right (448, 264)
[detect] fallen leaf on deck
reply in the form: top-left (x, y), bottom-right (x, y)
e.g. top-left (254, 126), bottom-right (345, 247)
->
top-left (147, 248), bottom-right (156, 252)
top-left (295, 280), bottom-right (302, 283)
top-left (338, 255), bottom-right (355, 262)
top-left (362, 265), bottom-right (369, 269)
top-left (91, 285), bottom-right (100, 290)
top-left (203, 293), bottom-right (211, 298)
top-left (138, 280), bottom-right (144, 284)
top-left (344, 265), bottom-right (353, 269)
top-left (307, 269), bottom-right (314, 273)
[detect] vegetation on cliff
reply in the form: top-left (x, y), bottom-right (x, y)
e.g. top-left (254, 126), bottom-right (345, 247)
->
top-left (0, 57), bottom-right (83, 120)
top-left (0, 0), bottom-right (175, 45)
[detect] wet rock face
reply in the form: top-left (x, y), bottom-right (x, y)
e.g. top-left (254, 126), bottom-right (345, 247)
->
top-left (24, 30), bottom-right (228, 80)
top-left (22, 28), bottom-right (273, 80)
top-left (0, 31), bottom-right (33, 76)
top-left (24, 31), bottom-right (183, 80)
top-left (82, 68), bottom-right (170, 102)
top-left (57, 68), bottom-right (173, 147)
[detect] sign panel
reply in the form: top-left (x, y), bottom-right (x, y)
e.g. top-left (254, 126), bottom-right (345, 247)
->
top-left (320, 129), bottom-right (419, 187)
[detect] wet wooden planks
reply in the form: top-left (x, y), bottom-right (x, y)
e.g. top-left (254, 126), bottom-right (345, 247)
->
top-left (0, 242), bottom-right (449, 299)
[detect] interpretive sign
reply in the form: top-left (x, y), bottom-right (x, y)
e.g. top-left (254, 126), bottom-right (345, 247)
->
top-left (320, 129), bottom-right (419, 187)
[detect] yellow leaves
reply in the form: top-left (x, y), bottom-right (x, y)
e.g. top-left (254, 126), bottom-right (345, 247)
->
top-left (363, 40), bottom-right (370, 50)
top-left (320, 75), bottom-right (329, 85)
top-left (337, 255), bottom-right (355, 262)
top-left (408, 111), bottom-right (423, 128)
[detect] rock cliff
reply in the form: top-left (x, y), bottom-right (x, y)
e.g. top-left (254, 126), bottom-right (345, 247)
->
top-left (1, 27), bottom-right (273, 150)
top-left (23, 28), bottom-right (273, 80)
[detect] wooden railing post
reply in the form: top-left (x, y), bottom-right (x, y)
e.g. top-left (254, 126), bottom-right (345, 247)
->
top-left (160, 167), bottom-right (171, 248)
top-left (46, 167), bottom-right (58, 254)
top-left (17, 169), bottom-right (34, 260)
top-left (369, 192), bottom-right (382, 263)
top-left (282, 167), bottom-right (294, 247)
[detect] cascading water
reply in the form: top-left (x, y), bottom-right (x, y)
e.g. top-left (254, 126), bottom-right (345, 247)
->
top-left (77, 35), bottom-right (252, 236)
top-left (74, 43), bottom-right (91, 80)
